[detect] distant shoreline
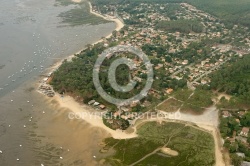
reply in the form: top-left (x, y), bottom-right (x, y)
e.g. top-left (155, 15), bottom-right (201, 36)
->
top-left (38, 1), bottom-right (127, 138)
top-left (88, 2), bottom-right (124, 45)
top-left (45, 1), bottom-right (124, 72)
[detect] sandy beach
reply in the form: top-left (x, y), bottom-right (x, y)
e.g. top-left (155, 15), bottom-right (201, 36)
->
top-left (39, 2), bottom-right (133, 139)
top-left (50, 94), bottom-right (137, 139)
top-left (88, 2), bottom-right (124, 44)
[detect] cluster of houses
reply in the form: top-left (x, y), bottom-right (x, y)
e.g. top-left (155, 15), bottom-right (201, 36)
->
top-left (93, 2), bottom-right (250, 92)
top-left (222, 110), bottom-right (250, 165)
top-left (105, 105), bottom-right (139, 128)
top-left (88, 100), bottom-right (106, 110)
top-left (91, 2), bottom-right (250, 133)
top-left (88, 98), bottom-right (140, 119)
top-left (222, 110), bottom-right (249, 144)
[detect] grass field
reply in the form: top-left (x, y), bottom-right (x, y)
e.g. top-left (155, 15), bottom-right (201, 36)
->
top-left (156, 98), bottom-right (183, 112)
top-left (101, 122), bottom-right (215, 166)
top-left (170, 89), bottom-right (213, 113)
top-left (173, 89), bottom-right (193, 102)
top-left (180, 89), bottom-right (213, 113)
top-left (180, 103), bottom-right (203, 114)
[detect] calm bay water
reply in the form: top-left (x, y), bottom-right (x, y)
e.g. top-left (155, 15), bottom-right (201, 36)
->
top-left (0, 0), bottom-right (114, 165)
top-left (0, 0), bottom-right (115, 97)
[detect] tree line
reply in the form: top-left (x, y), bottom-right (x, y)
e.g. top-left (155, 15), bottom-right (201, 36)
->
top-left (210, 55), bottom-right (250, 103)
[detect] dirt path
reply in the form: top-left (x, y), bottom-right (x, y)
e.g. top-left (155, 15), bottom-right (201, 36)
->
top-left (129, 125), bottom-right (186, 166)
top-left (198, 124), bottom-right (225, 166)
top-left (132, 118), bottom-right (224, 166)
top-left (173, 98), bottom-right (225, 166)
top-left (177, 92), bottom-right (194, 112)
top-left (129, 147), bottom-right (162, 166)
top-left (154, 91), bottom-right (224, 166)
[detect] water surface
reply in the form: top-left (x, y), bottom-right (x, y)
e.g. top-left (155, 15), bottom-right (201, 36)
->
top-left (0, 0), bottom-right (115, 165)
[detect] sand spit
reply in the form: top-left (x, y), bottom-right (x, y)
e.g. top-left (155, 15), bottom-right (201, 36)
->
top-left (48, 94), bottom-right (138, 139)
top-left (71, 0), bottom-right (81, 3)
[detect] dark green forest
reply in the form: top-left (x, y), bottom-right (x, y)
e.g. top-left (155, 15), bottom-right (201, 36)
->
top-left (186, 0), bottom-right (250, 28)
top-left (156, 20), bottom-right (203, 33)
top-left (210, 55), bottom-right (250, 103)
top-left (50, 45), bottom-right (103, 101)
top-left (50, 44), bottom-right (146, 107)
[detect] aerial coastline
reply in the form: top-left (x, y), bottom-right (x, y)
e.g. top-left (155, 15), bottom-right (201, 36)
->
top-left (37, 1), bottom-right (126, 137)
top-left (36, 0), bottom-right (250, 165)
top-left (1, 0), bottom-right (249, 165)
top-left (36, 1), bottom-right (228, 165)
